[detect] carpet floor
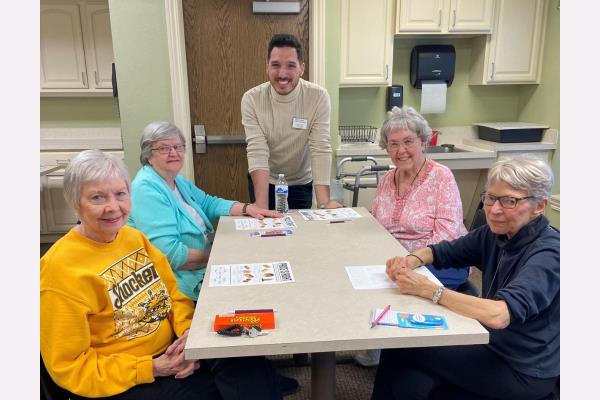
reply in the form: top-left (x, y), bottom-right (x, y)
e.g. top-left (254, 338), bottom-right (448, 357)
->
top-left (271, 352), bottom-right (377, 400)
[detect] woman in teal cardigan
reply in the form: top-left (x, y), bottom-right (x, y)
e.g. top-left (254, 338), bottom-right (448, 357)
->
top-left (129, 121), bottom-right (280, 301)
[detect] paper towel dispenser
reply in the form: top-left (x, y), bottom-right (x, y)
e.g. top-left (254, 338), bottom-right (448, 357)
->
top-left (410, 45), bottom-right (456, 89)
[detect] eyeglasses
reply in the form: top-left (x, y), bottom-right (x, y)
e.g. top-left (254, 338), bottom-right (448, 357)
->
top-left (151, 144), bottom-right (186, 154)
top-left (388, 136), bottom-right (420, 151)
top-left (480, 193), bottom-right (534, 209)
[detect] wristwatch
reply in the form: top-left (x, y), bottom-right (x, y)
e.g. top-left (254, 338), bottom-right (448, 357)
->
top-left (242, 203), bottom-right (250, 216)
top-left (432, 286), bottom-right (445, 304)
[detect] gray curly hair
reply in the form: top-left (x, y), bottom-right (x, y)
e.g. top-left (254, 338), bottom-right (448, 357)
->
top-left (139, 121), bottom-right (186, 165)
top-left (486, 155), bottom-right (554, 202)
top-left (378, 106), bottom-right (432, 150)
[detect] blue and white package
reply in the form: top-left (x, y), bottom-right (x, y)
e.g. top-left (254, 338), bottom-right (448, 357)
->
top-left (396, 312), bottom-right (448, 330)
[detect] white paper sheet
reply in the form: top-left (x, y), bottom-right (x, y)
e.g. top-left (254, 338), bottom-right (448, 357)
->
top-left (234, 216), bottom-right (296, 230)
top-left (297, 208), bottom-right (362, 221)
top-left (420, 80), bottom-right (447, 114)
top-left (345, 265), bottom-right (442, 290)
top-left (208, 261), bottom-right (295, 287)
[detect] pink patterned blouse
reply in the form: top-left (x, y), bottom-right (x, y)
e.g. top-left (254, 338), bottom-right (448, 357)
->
top-left (371, 159), bottom-right (468, 254)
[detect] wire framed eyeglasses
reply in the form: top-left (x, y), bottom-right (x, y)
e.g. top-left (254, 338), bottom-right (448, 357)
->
top-left (151, 144), bottom-right (186, 154)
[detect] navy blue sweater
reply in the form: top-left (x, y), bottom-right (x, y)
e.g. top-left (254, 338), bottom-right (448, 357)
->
top-left (429, 215), bottom-right (560, 378)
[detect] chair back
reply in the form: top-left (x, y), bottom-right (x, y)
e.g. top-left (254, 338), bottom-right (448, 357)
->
top-left (469, 201), bottom-right (487, 232)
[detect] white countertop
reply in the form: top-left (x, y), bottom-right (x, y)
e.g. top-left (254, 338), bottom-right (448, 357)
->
top-left (336, 126), bottom-right (558, 163)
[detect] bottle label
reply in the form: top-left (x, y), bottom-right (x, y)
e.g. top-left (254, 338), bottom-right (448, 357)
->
top-left (275, 185), bottom-right (288, 194)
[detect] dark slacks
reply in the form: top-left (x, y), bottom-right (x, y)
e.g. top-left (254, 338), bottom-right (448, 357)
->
top-left (372, 345), bottom-right (557, 400)
top-left (248, 175), bottom-right (313, 210)
top-left (70, 356), bottom-right (281, 400)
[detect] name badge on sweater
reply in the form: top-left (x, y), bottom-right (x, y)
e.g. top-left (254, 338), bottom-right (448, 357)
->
top-left (292, 117), bottom-right (308, 129)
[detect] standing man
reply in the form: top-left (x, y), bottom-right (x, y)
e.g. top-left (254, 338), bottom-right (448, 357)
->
top-left (242, 33), bottom-right (342, 210)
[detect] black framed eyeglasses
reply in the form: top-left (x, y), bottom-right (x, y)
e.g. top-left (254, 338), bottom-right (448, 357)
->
top-left (151, 144), bottom-right (186, 154)
top-left (480, 192), bottom-right (533, 209)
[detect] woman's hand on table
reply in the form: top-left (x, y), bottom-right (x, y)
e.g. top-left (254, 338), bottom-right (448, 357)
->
top-left (321, 200), bottom-right (343, 209)
top-left (392, 266), bottom-right (436, 297)
top-left (245, 204), bottom-right (282, 220)
top-left (386, 256), bottom-right (411, 281)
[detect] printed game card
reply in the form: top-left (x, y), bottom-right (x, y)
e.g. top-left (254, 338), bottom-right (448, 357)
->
top-left (208, 261), bottom-right (295, 287)
top-left (297, 208), bottom-right (362, 221)
top-left (234, 216), bottom-right (297, 230)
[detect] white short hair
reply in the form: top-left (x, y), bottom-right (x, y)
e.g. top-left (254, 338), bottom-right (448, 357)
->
top-left (63, 150), bottom-right (130, 209)
top-left (486, 155), bottom-right (553, 201)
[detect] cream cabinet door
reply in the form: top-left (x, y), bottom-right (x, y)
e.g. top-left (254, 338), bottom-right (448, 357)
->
top-left (448, 0), bottom-right (494, 32)
top-left (81, 2), bottom-right (114, 89)
top-left (40, 3), bottom-right (88, 89)
top-left (340, 0), bottom-right (394, 86)
top-left (470, 0), bottom-right (547, 84)
top-left (489, 0), bottom-right (546, 82)
top-left (396, 0), bottom-right (445, 33)
top-left (42, 175), bottom-right (79, 233)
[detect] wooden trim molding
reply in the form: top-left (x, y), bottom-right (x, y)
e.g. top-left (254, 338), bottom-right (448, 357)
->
top-left (550, 194), bottom-right (560, 212)
top-left (310, 0), bottom-right (326, 87)
top-left (165, 0), bottom-right (326, 181)
top-left (164, 0), bottom-right (195, 181)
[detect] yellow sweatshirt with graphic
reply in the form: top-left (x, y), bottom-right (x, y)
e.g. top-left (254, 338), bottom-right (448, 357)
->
top-left (40, 226), bottom-right (194, 397)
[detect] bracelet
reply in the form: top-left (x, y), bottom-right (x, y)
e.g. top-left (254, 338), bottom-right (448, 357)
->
top-left (242, 203), bottom-right (250, 216)
top-left (406, 253), bottom-right (425, 267)
top-left (432, 286), bottom-right (445, 304)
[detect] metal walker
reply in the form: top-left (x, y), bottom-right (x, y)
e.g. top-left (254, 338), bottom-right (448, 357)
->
top-left (335, 156), bottom-right (394, 207)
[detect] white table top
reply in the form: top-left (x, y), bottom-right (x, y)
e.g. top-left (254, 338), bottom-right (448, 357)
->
top-left (185, 207), bottom-right (488, 359)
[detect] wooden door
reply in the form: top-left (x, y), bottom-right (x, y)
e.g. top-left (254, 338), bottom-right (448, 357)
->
top-left (183, 0), bottom-right (310, 202)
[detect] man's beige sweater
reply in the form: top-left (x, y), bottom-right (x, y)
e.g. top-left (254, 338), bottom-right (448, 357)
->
top-left (241, 78), bottom-right (332, 186)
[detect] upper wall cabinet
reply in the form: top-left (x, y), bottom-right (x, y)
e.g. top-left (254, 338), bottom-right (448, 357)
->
top-left (396, 0), bottom-right (494, 34)
top-left (41, 0), bottom-right (114, 96)
top-left (469, 0), bottom-right (548, 84)
top-left (340, 0), bottom-right (394, 87)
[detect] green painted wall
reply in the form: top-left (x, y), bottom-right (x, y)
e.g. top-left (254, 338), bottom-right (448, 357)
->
top-left (517, 3), bottom-right (560, 193)
top-left (339, 36), bottom-right (525, 131)
top-left (40, 97), bottom-right (120, 127)
top-left (108, 0), bottom-right (173, 177)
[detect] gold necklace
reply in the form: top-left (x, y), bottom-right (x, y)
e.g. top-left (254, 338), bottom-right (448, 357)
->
top-left (397, 158), bottom-right (428, 195)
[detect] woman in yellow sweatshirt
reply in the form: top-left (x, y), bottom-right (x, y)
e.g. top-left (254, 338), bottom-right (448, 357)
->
top-left (40, 150), bottom-right (281, 399)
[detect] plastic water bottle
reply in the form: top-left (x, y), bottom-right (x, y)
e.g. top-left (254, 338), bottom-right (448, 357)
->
top-left (330, 178), bottom-right (345, 206)
top-left (275, 173), bottom-right (289, 213)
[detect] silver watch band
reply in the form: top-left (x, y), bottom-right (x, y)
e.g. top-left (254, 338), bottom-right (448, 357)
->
top-left (432, 286), bottom-right (445, 304)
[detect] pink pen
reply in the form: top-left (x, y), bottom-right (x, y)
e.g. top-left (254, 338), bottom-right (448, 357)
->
top-left (371, 305), bottom-right (391, 328)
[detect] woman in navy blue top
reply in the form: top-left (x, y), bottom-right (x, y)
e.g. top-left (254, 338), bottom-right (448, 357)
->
top-left (372, 155), bottom-right (559, 400)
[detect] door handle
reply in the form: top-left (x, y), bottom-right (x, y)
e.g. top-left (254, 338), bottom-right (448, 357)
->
top-left (193, 124), bottom-right (247, 154)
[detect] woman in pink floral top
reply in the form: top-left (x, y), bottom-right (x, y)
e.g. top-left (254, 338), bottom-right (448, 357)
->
top-left (372, 106), bottom-right (469, 288)
top-left (354, 106), bottom-right (469, 367)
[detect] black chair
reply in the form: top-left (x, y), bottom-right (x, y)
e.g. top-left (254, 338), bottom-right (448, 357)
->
top-left (41, 355), bottom-right (71, 400)
top-left (469, 201), bottom-right (487, 232)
